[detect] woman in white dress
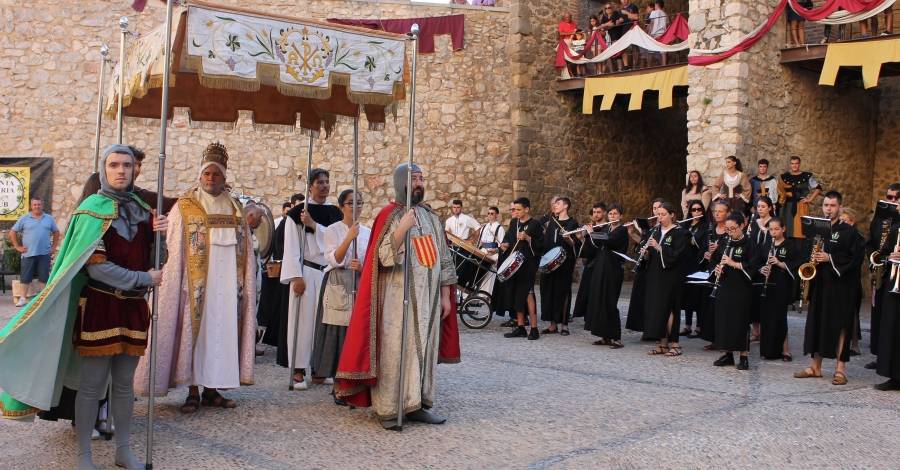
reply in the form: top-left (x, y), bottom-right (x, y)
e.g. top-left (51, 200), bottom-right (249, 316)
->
top-left (712, 155), bottom-right (751, 216)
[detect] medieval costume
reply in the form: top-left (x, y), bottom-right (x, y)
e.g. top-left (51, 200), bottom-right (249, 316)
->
top-left (538, 215), bottom-right (579, 329)
top-left (501, 217), bottom-right (544, 316)
top-left (135, 142), bottom-right (257, 403)
top-left (311, 220), bottom-right (370, 379)
top-left (642, 225), bottom-right (688, 344)
top-left (758, 237), bottom-right (800, 360)
top-left (335, 163), bottom-right (461, 427)
top-left (0, 145), bottom-right (158, 470)
top-left (582, 225), bottom-right (628, 344)
top-left (714, 170), bottom-right (751, 215)
top-left (802, 220), bottom-right (864, 363)
top-left (749, 174), bottom-right (779, 213)
top-left (279, 192), bottom-right (342, 385)
top-left (779, 171), bottom-right (821, 239)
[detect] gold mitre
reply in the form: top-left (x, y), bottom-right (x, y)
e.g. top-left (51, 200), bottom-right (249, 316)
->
top-left (201, 141), bottom-right (229, 171)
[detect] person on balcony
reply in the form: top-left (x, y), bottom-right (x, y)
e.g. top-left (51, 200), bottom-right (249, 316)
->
top-left (646, 0), bottom-right (668, 66)
top-left (599, 3), bottom-right (625, 72)
top-left (786, 0), bottom-right (812, 46)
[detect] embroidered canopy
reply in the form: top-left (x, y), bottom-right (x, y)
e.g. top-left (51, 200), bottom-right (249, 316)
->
top-left (105, 1), bottom-right (408, 133)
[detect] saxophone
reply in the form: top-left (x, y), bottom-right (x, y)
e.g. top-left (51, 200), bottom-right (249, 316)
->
top-left (798, 235), bottom-right (824, 302)
top-left (869, 220), bottom-right (891, 290)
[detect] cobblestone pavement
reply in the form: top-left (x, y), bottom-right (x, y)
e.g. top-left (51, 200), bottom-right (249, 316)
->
top-left (1, 287), bottom-right (899, 469)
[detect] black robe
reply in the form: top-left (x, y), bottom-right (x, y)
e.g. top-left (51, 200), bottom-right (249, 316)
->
top-left (539, 217), bottom-right (580, 324)
top-left (699, 226), bottom-right (728, 343)
top-left (491, 226), bottom-right (516, 316)
top-left (500, 218), bottom-right (544, 313)
top-left (259, 218), bottom-right (287, 333)
top-left (583, 225), bottom-right (629, 340)
top-left (642, 226), bottom-right (688, 341)
top-left (758, 238), bottom-right (800, 359)
top-left (802, 220), bottom-right (865, 362)
top-left (747, 220), bottom-right (771, 326)
top-left (679, 220), bottom-right (709, 323)
top-left (868, 214), bottom-right (896, 356)
top-left (713, 235), bottom-right (763, 352)
top-left (625, 227), bottom-right (654, 332)
top-left (273, 201), bottom-right (343, 368)
top-left (572, 224), bottom-right (601, 319)
top-left (876, 222), bottom-right (900, 380)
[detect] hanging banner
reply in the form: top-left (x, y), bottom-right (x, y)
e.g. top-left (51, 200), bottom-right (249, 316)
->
top-left (0, 158), bottom-right (54, 230)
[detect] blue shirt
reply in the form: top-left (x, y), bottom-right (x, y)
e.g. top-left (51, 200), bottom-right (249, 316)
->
top-left (11, 212), bottom-right (59, 257)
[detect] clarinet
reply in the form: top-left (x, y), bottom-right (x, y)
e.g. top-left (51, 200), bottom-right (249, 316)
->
top-left (746, 213), bottom-right (756, 237)
top-left (761, 241), bottom-right (777, 298)
top-left (709, 237), bottom-right (733, 299)
top-left (632, 224), bottom-right (661, 273)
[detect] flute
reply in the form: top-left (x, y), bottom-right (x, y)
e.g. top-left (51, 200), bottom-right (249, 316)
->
top-left (623, 215), bottom-right (658, 229)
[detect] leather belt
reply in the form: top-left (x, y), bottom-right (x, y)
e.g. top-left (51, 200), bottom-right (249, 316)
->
top-left (303, 260), bottom-right (326, 272)
top-left (87, 279), bottom-right (149, 300)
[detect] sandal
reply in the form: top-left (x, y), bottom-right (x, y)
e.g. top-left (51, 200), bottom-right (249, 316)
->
top-left (592, 338), bottom-right (610, 346)
top-left (781, 353), bottom-right (793, 362)
top-left (665, 346), bottom-right (683, 357)
top-left (180, 394), bottom-right (200, 414)
top-left (648, 345), bottom-right (668, 355)
top-left (541, 328), bottom-right (558, 334)
top-left (832, 371), bottom-right (848, 386)
top-left (201, 389), bottom-right (237, 409)
top-left (793, 367), bottom-right (822, 379)
top-left (609, 340), bottom-right (624, 349)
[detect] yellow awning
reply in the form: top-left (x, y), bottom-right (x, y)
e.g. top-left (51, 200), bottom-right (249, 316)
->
top-left (582, 65), bottom-right (687, 113)
top-left (819, 37), bottom-right (900, 89)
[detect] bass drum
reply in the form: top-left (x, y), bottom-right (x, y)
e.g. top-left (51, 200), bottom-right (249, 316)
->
top-left (232, 190), bottom-right (276, 259)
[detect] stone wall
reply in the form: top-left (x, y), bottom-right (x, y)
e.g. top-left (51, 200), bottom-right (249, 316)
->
top-left (511, 0), bottom-right (687, 222)
top-left (0, 0), bottom-right (512, 227)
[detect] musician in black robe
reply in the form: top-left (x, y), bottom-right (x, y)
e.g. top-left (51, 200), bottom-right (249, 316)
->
top-left (795, 191), bottom-right (865, 386)
top-left (757, 219), bottom-right (799, 361)
top-left (678, 200), bottom-right (708, 337)
top-left (875, 220), bottom-right (900, 391)
top-left (865, 184), bottom-right (900, 369)
top-left (492, 205), bottom-right (518, 326)
top-left (642, 202), bottom-right (689, 356)
top-left (573, 203), bottom-right (608, 318)
top-left (539, 197), bottom-right (580, 335)
top-left (699, 201), bottom-right (730, 348)
top-left (626, 198), bottom-right (665, 332)
top-left (502, 197), bottom-right (545, 340)
top-left (582, 204), bottom-right (628, 348)
top-left (711, 212), bottom-right (763, 370)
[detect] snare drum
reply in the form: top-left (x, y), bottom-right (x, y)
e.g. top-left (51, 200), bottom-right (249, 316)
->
top-left (497, 251), bottom-right (525, 283)
top-left (538, 246), bottom-right (567, 273)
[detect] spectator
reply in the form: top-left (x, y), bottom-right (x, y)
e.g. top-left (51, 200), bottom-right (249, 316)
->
top-left (572, 30), bottom-right (587, 76)
top-left (646, 0), bottom-right (668, 66)
top-left (599, 3), bottom-right (625, 72)
top-left (587, 15), bottom-right (603, 75)
top-left (558, 13), bottom-right (578, 41)
top-left (274, 201), bottom-right (290, 228)
top-left (871, 5), bottom-right (893, 36)
top-left (9, 197), bottom-right (60, 307)
top-left (786, 0), bottom-right (812, 46)
top-left (681, 170), bottom-right (712, 219)
top-left (619, 0), bottom-right (640, 69)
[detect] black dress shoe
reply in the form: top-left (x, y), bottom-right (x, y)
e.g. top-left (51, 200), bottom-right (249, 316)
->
top-left (874, 379), bottom-right (900, 391)
top-left (504, 326), bottom-right (527, 338)
top-left (714, 352), bottom-right (735, 367)
top-left (528, 328), bottom-right (540, 340)
top-left (737, 356), bottom-right (749, 370)
top-left (865, 361), bottom-right (878, 370)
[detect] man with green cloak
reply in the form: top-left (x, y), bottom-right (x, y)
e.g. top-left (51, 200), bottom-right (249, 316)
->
top-left (0, 145), bottom-right (167, 470)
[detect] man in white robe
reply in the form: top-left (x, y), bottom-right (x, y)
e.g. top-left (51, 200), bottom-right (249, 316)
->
top-left (135, 142), bottom-right (256, 411)
top-left (280, 169), bottom-right (342, 389)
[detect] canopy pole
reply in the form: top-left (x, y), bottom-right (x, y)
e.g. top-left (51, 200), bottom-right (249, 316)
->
top-left (350, 115), bottom-right (359, 309)
top-left (394, 23), bottom-right (419, 432)
top-left (146, 1), bottom-right (175, 468)
top-left (92, 44), bottom-right (110, 172)
top-left (116, 16), bottom-right (129, 145)
top-left (289, 134), bottom-right (314, 391)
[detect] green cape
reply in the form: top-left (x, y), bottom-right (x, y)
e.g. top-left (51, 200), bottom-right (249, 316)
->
top-left (0, 193), bottom-right (148, 419)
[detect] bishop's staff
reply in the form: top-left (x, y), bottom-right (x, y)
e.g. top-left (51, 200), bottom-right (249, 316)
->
top-left (391, 23), bottom-right (420, 432)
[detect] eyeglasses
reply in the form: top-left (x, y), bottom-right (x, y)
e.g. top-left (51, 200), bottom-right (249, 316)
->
top-left (886, 194), bottom-right (898, 201)
top-left (690, 208), bottom-right (703, 212)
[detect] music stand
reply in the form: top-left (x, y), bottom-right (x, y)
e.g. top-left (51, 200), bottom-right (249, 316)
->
top-left (800, 216), bottom-right (832, 240)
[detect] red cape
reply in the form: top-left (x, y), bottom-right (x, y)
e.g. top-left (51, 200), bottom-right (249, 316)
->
top-left (334, 202), bottom-right (460, 408)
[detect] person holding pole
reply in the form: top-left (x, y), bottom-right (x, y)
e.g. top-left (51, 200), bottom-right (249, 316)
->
top-left (335, 163), bottom-right (461, 429)
top-left (0, 145), bottom-right (167, 470)
top-left (134, 142), bottom-right (257, 411)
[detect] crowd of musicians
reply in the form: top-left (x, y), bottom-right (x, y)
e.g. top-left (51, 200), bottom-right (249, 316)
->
top-left (449, 156), bottom-right (900, 390)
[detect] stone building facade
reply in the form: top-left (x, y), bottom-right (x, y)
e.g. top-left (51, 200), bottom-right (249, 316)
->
top-left (0, 0), bottom-right (896, 233)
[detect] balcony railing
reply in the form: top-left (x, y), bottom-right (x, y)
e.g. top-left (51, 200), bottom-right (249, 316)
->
top-left (784, 7), bottom-right (897, 47)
